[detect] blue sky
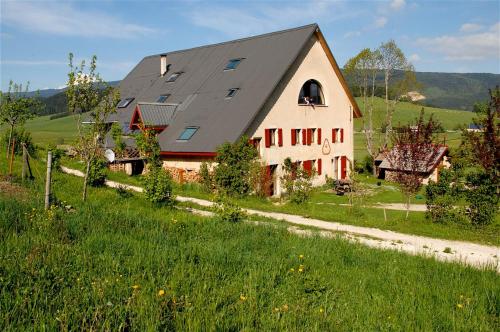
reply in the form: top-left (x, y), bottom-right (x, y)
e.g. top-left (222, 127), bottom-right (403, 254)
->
top-left (1, 0), bottom-right (499, 90)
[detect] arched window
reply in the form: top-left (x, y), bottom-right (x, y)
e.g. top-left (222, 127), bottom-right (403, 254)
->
top-left (298, 79), bottom-right (325, 105)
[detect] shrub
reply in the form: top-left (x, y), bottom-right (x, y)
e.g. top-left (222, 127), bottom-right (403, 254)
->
top-left (199, 162), bottom-right (214, 193)
top-left (249, 161), bottom-right (272, 198)
top-left (143, 166), bottom-right (174, 205)
top-left (47, 144), bottom-right (65, 171)
top-left (214, 136), bottom-right (258, 197)
top-left (213, 194), bottom-right (246, 222)
top-left (281, 157), bottom-right (314, 204)
top-left (465, 172), bottom-right (498, 226)
top-left (425, 169), bottom-right (465, 224)
top-left (86, 158), bottom-right (107, 187)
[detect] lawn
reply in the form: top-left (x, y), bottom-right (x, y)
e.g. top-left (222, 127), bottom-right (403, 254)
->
top-left (1, 168), bottom-right (498, 330)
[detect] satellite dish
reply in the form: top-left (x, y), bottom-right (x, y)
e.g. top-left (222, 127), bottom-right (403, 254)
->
top-left (104, 149), bottom-right (115, 162)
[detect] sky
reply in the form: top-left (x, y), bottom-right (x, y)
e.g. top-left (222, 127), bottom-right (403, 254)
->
top-left (1, 0), bottom-right (499, 90)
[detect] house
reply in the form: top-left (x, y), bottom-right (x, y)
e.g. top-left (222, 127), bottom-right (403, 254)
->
top-left (378, 145), bottom-right (450, 184)
top-left (466, 123), bottom-right (482, 132)
top-left (109, 23), bottom-right (361, 196)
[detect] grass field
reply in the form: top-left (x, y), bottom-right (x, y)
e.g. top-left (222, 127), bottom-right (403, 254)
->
top-left (1, 168), bottom-right (498, 330)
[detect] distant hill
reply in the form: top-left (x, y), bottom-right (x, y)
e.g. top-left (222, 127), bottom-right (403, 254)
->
top-left (344, 71), bottom-right (499, 111)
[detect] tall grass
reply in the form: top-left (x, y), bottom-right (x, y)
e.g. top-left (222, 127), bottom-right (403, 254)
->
top-left (0, 172), bottom-right (498, 330)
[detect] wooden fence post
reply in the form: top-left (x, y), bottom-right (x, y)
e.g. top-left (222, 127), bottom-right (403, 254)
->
top-left (8, 138), bottom-right (16, 176)
top-left (45, 151), bottom-right (53, 210)
top-left (22, 143), bottom-right (27, 182)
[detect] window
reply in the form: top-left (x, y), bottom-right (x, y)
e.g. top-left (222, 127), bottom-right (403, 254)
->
top-left (117, 98), bottom-right (134, 108)
top-left (298, 79), bottom-right (324, 105)
top-left (225, 88), bottom-right (239, 99)
top-left (311, 129), bottom-right (316, 144)
top-left (292, 129), bottom-right (301, 145)
top-left (156, 94), bottom-right (170, 103)
top-left (178, 127), bottom-right (199, 140)
top-left (166, 72), bottom-right (182, 82)
top-left (269, 128), bottom-right (277, 146)
top-left (224, 58), bottom-right (243, 71)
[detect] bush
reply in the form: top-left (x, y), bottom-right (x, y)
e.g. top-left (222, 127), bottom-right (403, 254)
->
top-left (425, 169), bottom-right (466, 224)
top-left (213, 194), bottom-right (246, 222)
top-left (214, 136), bottom-right (258, 197)
top-left (47, 144), bottom-right (65, 171)
top-left (249, 161), bottom-right (272, 198)
top-left (281, 157), bottom-right (314, 204)
top-left (86, 158), bottom-right (107, 187)
top-left (465, 172), bottom-right (498, 226)
top-left (199, 162), bottom-right (214, 193)
top-left (143, 166), bottom-right (174, 205)
top-left (1, 127), bottom-right (35, 156)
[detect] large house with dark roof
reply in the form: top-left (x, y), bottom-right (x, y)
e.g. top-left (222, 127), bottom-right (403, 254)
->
top-left (110, 23), bottom-right (361, 196)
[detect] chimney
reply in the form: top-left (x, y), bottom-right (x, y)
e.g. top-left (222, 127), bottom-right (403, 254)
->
top-left (160, 54), bottom-right (167, 76)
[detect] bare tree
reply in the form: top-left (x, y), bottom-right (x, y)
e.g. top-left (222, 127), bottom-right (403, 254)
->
top-left (66, 53), bottom-right (120, 201)
top-left (385, 109), bottom-right (442, 219)
top-left (0, 81), bottom-right (42, 158)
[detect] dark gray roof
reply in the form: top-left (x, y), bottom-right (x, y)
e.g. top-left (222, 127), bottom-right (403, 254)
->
top-left (113, 23), bottom-right (355, 153)
top-left (136, 102), bottom-right (178, 127)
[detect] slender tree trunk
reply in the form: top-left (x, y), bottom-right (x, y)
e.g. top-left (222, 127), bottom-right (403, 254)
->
top-left (6, 124), bottom-right (14, 159)
top-left (82, 159), bottom-right (90, 201)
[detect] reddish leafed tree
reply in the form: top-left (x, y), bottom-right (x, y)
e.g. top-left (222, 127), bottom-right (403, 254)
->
top-left (385, 109), bottom-right (443, 218)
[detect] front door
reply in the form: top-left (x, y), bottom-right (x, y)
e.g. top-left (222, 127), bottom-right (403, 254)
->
top-left (340, 156), bottom-right (347, 179)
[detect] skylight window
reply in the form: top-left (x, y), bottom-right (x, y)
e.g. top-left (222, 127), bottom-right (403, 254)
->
top-left (224, 58), bottom-right (243, 71)
top-left (166, 72), bottom-right (182, 82)
top-left (117, 98), bottom-right (134, 108)
top-left (156, 94), bottom-right (170, 103)
top-left (225, 88), bottom-right (239, 99)
top-left (178, 127), bottom-right (199, 141)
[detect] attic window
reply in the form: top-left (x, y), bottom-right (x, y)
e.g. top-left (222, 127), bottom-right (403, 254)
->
top-left (225, 88), bottom-right (239, 99)
top-left (166, 72), bottom-right (182, 82)
top-left (224, 58), bottom-right (243, 71)
top-left (298, 79), bottom-right (324, 105)
top-left (117, 98), bottom-right (134, 108)
top-left (156, 94), bottom-right (170, 103)
top-left (178, 127), bottom-right (199, 141)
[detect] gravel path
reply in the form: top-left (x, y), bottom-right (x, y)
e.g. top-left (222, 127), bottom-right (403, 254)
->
top-left (61, 167), bottom-right (500, 272)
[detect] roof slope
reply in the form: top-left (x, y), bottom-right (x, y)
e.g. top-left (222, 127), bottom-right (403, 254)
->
top-left (134, 103), bottom-right (178, 127)
top-left (114, 24), bottom-right (358, 153)
top-left (379, 145), bottom-right (448, 173)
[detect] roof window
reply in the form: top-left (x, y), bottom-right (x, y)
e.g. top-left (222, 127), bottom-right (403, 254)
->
top-left (117, 97), bottom-right (134, 108)
top-left (224, 58), bottom-right (243, 71)
top-left (225, 88), bottom-right (239, 99)
top-left (178, 127), bottom-right (199, 141)
top-left (156, 94), bottom-right (170, 103)
top-left (166, 72), bottom-right (182, 82)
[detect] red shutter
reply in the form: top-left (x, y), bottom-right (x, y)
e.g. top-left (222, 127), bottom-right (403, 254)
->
top-left (317, 128), bottom-right (322, 145)
top-left (317, 158), bottom-right (322, 175)
top-left (341, 156), bottom-right (347, 179)
top-left (340, 128), bottom-right (344, 143)
top-left (264, 129), bottom-right (271, 148)
top-left (278, 128), bottom-right (283, 147)
top-left (303, 160), bottom-right (312, 175)
top-left (302, 129), bottom-right (307, 145)
top-left (291, 129), bottom-right (296, 146)
top-left (307, 129), bottom-right (312, 145)
top-left (332, 128), bottom-right (337, 143)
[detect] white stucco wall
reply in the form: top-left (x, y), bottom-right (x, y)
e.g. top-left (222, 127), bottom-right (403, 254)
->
top-left (245, 36), bottom-right (355, 195)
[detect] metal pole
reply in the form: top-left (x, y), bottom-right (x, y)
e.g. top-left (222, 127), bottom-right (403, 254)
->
top-left (45, 151), bottom-right (52, 210)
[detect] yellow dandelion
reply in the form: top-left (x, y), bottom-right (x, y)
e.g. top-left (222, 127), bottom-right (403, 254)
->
top-left (132, 285), bottom-right (140, 290)
top-left (282, 304), bottom-right (289, 312)
top-left (273, 307), bottom-right (280, 313)
top-left (158, 289), bottom-right (165, 296)
top-left (290, 268), bottom-right (295, 272)
top-left (299, 254), bottom-right (304, 259)
top-left (319, 308), bottom-right (324, 313)
top-left (457, 303), bottom-right (463, 309)
top-left (239, 294), bottom-right (247, 301)
top-left (298, 267), bottom-right (304, 273)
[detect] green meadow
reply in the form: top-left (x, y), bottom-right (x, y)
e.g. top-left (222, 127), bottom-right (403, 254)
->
top-left (1, 168), bottom-right (498, 330)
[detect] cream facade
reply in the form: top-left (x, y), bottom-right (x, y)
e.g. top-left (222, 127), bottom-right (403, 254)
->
top-left (245, 35), bottom-right (356, 195)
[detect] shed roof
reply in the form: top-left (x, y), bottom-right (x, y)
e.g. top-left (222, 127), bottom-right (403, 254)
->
top-left (379, 145), bottom-right (448, 173)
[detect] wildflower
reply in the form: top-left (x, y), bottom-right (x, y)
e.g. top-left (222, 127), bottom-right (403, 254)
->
top-left (282, 304), bottom-right (289, 312)
top-left (132, 285), bottom-right (140, 290)
top-left (298, 268), bottom-right (304, 272)
top-left (158, 289), bottom-right (165, 296)
top-left (457, 303), bottom-right (463, 309)
top-left (239, 294), bottom-right (247, 301)
top-left (273, 307), bottom-right (280, 313)
top-left (319, 308), bottom-right (324, 313)
top-left (290, 268), bottom-right (295, 272)
top-left (299, 254), bottom-right (304, 259)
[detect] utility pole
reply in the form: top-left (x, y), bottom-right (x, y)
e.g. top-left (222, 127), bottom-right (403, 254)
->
top-left (45, 151), bottom-right (52, 210)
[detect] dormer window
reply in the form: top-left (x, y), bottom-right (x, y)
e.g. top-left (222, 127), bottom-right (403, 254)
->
top-left (224, 58), bottom-right (243, 71)
top-left (178, 126), bottom-right (199, 141)
top-left (166, 72), bottom-right (182, 82)
top-left (156, 94), bottom-right (170, 103)
top-left (298, 79), bottom-right (324, 105)
top-left (225, 88), bottom-right (239, 99)
top-left (117, 98), bottom-right (134, 108)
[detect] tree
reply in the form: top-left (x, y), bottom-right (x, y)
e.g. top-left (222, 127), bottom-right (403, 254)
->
top-left (0, 81), bottom-right (42, 159)
top-left (378, 40), bottom-right (417, 149)
top-left (66, 53), bottom-right (120, 201)
top-left (344, 48), bottom-right (382, 175)
top-left (386, 109), bottom-right (442, 218)
top-left (214, 136), bottom-right (258, 197)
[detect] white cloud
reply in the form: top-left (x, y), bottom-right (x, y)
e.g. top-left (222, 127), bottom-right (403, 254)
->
top-left (2, 1), bottom-right (156, 39)
top-left (375, 17), bottom-right (388, 28)
top-left (390, 0), bottom-right (406, 11)
top-left (344, 31), bottom-right (361, 38)
top-left (408, 54), bottom-right (421, 62)
top-left (417, 22), bottom-right (500, 61)
top-left (460, 23), bottom-right (483, 33)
